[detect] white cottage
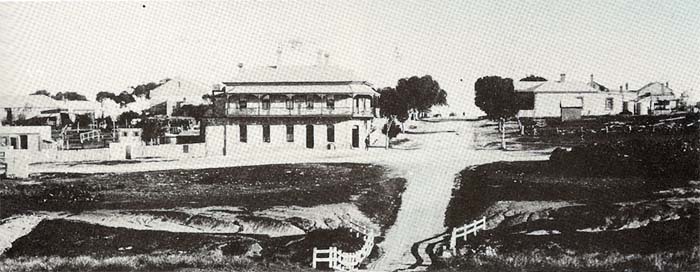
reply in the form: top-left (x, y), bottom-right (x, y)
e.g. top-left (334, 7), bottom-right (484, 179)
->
top-left (516, 74), bottom-right (623, 119)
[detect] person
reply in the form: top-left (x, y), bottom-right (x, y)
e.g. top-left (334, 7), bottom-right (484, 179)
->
top-left (364, 135), bottom-right (370, 150)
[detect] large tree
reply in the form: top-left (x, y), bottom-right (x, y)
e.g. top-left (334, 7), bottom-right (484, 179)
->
top-left (52, 91), bottom-right (88, 101)
top-left (377, 87), bottom-right (407, 148)
top-left (96, 91), bottom-right (117, 102)
top-left (474, 76), bottom-right (525, 150)
top-left (396, 75), bottom-right (447, 118)
top-left (30, 90), bottom-right (51, 96)
top-left (519, 75), bottom-right (547, 82)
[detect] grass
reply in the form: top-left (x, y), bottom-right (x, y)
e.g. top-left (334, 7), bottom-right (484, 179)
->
top-left (442, 131), bottom-right (699, 271)
top-left (0, 251), bottom-right (262, 272)
top-left (441, 246), bottom-right (700, 272)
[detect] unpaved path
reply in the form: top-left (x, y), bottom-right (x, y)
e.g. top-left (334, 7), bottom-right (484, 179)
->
top-left (367, 120), bottom-right (548, 271)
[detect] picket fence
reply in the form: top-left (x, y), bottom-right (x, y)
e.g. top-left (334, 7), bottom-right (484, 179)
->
top-left (311, 225), bottom-right (375, 271)
top-left (448, 216), bottom-right (486, 255)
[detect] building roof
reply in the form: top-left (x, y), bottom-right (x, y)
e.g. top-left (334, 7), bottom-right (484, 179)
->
top-left (149, 78), bottom-right (211, 102)
top-left (224, 66), bottom-right (362, 85)
top-left (637, 82), bottom-right (676, 97)
top-left (223, 83), bottom-right (378, 96)
top-left (515, 80), bottom-right (600, 93)
top-left (0, 95), bottom-right (66, 109)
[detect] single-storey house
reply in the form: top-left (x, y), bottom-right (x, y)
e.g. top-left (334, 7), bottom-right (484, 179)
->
top-left (147, 78), bottom-right (211, 117)
top-left (516, 74), bottom-right (623, 119)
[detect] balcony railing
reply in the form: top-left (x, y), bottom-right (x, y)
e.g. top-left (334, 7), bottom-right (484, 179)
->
top-left (226, 106), bottom-right (373, 117)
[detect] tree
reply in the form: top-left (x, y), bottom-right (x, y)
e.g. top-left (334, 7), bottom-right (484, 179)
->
top-left (520, 75), bottom-right (547, 82)
top-left (116, 91), bottom-right (136, 105)
top-left (140, 118), bottom-right (167, 144)
top-left (31, 90), bottom-right (51, 96)
top-left (378, 87), bottom-right (408, 148)
top-left (96, 91), bottom-right (117, 102)
top-left (396, 75), bottom-right (447, 118)
top-left (131, 78), bottom-right (170, 99)
top-left (474, 76), bottom-right (526, 150)
top-left (117, 111), bottom-right (140, 128)
top-left (52, 91), bottom-right (88, 101)
top-left (173, 104), bottom-right (210, 120)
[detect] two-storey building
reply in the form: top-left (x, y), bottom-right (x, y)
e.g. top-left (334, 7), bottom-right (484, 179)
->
top-left (204, 66), bottom-right (378, 155)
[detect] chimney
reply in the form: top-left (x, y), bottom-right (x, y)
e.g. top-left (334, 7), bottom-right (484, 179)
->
top-left (665, 81), bottom-right (669, 88)
top-left (590, 74), bottom-right (594, 83)
top-left (620, 85), bottom-right (623, 93)
top-left (324, 53), bottom-right (330, 66)
top-left (560, 73), bottom-right (566, 82)
top-left (625, 83), bottom-right (629, 91)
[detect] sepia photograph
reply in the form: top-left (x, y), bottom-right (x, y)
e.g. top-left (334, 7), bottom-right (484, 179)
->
top-left (0, 1), bottom-right (698, 271)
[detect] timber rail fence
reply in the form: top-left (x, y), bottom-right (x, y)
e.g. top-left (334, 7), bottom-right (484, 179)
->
top-left (311, 224), bottom-right (375, 271)
top-left (448, 216), bottom-right (486, 255)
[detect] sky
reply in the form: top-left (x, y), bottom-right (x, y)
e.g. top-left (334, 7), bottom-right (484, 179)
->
top-left (1, 0), bottom-right (699, 115)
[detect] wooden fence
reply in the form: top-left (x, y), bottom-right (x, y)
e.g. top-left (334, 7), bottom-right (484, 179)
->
top-left (311, 225), bottom-right (375, 271)
top-left (448, 216), bottom-right (486, 255)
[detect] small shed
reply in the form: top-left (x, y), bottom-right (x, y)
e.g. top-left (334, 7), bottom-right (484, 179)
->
top-left (116, 128), bottom-right (143, 143)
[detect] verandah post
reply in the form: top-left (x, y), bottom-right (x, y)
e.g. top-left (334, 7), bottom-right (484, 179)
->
top-left (312, 247), bottom-right (317, 268)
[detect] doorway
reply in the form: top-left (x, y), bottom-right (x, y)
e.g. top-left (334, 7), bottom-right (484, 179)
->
top-left (125, 145), bottom-right (132, 160)
top-left (352, 126), bottom-right (359, 148)
top-left (306, 125), bottom-right (314, 148)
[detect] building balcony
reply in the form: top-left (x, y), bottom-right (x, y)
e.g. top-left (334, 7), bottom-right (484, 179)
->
top-left (225, 106), bottom-right (374, 118)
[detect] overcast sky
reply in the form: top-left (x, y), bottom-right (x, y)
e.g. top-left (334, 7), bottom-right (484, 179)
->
top-left (1, 1), bottom-right (699, 114)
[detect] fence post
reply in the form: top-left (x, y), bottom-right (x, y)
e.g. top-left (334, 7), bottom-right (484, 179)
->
top-left (312, 247), bottom-right (317, 268)
top-left (330, 247), bottom-right (337, 270)
top-left (450, 228), bottom-right (457, 255)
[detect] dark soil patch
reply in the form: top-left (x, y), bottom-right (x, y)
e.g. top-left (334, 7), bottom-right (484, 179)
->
top-left (4, 219), bottom-right (253, 258)
top-left (0, 163), bottom-right (388, 219)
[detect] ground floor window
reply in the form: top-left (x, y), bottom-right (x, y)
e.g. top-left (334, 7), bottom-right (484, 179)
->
top-left (263, 125), bottom-right (270, 143)
top-left (605, 98), bottom-right (614, 110)
top-left (19, 135), bottom-right (27, 149)
top-left (286, 125), bottom-right (294, 142)
top-left (327, 124), bottom-right (335, 142)
top-left (239, 125), bottom-right (247, 142)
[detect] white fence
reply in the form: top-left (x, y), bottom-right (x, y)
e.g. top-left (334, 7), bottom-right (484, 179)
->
top-left (449, 217), bottom-right (486, 255)
top-left (79, 130), bottom-right (102, 143)
top-left (312, 225), bottom-right (375, 271)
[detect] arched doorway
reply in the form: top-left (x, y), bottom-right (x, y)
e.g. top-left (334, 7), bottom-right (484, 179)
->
top-left (351, 125), bottom-right (359, 148)
top-left (306, 125), bottom-right (314, 148)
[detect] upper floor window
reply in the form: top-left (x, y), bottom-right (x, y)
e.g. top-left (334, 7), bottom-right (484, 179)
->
top-left (605, 98), bottom-right (614, 110)
top-left (326, 96), bottom-right (335, 109)
top-left (285, 98), bottom-right (294, 110)
top-left (306, 95), bottom-right (314, 109)
top-left (262, 95), bottom-right (270, 110)
top-left (239, 98), bottom-right (247, 109)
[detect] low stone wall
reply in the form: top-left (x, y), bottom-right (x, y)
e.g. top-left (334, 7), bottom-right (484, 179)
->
top-left (139, 143), bottom-right (206, 159)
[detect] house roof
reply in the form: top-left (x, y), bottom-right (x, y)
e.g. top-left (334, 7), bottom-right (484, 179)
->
top-left (223, 83), bottom-right (378, 96)
top-left (224, 66), bottom-right (363, 85)
top-left (149, 78), bottom-right (211, 101)
top-left (636, 82), bottom-right (676, 97)
top-left (0, 95), bottom-right (66, 109)
top-left (515, 80), bottom-right (600, 93)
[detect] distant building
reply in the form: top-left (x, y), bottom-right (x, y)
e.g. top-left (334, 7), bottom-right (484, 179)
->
top-left (516, 74), bottom-right (623, 119)
top-left (0, 126), bottom-right (53, 152)
top-left (0, 95), bottom-right (66, 124)
top-left (147, 78), bottom-right (211, 117)
top-left (630, 82), bottom-right (680, 115)
top-left (205, 66), bottom-right (378, 155)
